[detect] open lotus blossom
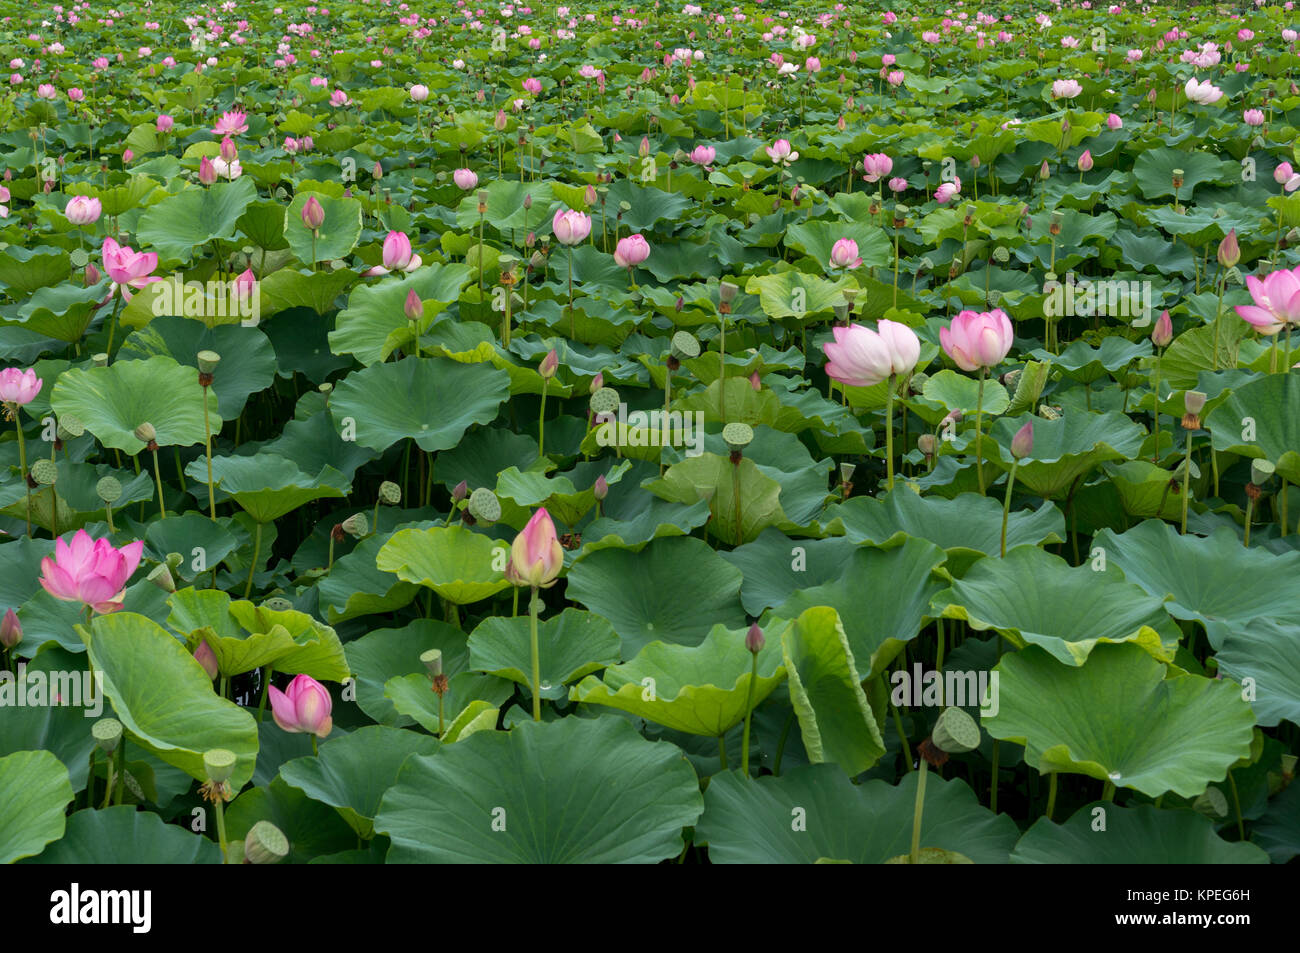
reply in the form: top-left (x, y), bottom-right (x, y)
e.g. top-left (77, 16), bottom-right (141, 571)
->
top-left (941, 308), bottom-right (1015, 371)
top-left (688, 144), bottom-right (715, 165)
top-left (862, 153), bottom-right (892, 183)
top-left (38, 530), bottom-right (144, 615)
top-left (934, 179), bottom-right (961, 203)
top-left (0, 366), bottom-right (42, 414)
top-left (453, 168), bottom-right (478, 190)
top-left (64, 195), bottom-right (102, 226)
top-left (1244, 108), bottom-right (1265, 126)
top-left (101, 237), bottom-right (160, 301)
top-left (888, 176), bottom-right (908, 193)
top-left (822, 320), bottom-right (920, 387)
top-left (613, 234), bottom-right (651, 268)
top-left (1051, 78), bottom-right (1082, 99)
top-left (156, 114), bottom-right (174, 132)
top-left (766, 138), bottom-right (798, 164)
top-left (523, 76), bottom-right (542, 93)
top-left (1235, 266), bottom-right (1300, 335)
top-left (828, 237), bottom-right (862, 269)
top-left (364, 230), bottom-right (422, 276)
top-left (269, 674), bottom-right (333, 738)
top-left (510, 507), bottom-right (564, 588)
top-left (212, 156), bottom-right (242, 179)
top-left (211, 108), bottom-right (248, 135)
top-left (1184, 78), bottom-right (1223, 104)
top-left (552, 207), bottom-right (591, 245)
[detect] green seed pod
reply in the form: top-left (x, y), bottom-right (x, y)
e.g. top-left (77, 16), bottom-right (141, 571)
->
top-left (30, 459), bottom-right (57, 486)
top-left (133, 422), bottom-right (156, 444)
top-left (203, 748), bottom-right (237, 784)
top-left (670, 331), bottom-right (700, 362)
top-left (421, 648), bottom-right (443, 678)
top-left (589, 387), bottom-right (621, 416)
top-left (340, 513), bottom-right (369, 538)
top-left (468, 487), bottom-right (500, 524)
top-left (96, 476), bottom-right (122, 504)
top-left (197, 350), bottom-right (222, 374)
top-left (243, 820), bottom-right (289, 865)
top-left (378, 481), bottom-right (402, 505)
top-left (931, 706), bottom-right (981, 754)
top-left (58, 414), bottom-right (85, 438)
top-left (92, 718), bottom-right (123, 754)
top-left (1251, 459), bottom-right (1275, 486)
top-left (260, 597), bottom-right (294, 613)
top-left (147, 563), bottom-right (176, 593)
top-left (723, 422), bottom-right (754, 452)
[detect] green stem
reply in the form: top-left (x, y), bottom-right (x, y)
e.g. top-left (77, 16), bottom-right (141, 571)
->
top-left (740, 651), bottom-right (758, 778)
top-left (537, 379), bottom-right (548, 459)
top-left (529, 586), bottom-right (542, 722)
top-left (909, 759), bottom-right (929, 864)
top-left (1045, 772), bottom-right (1057, 821)
top-left (1180, 430), bottom-right (1194, 535)
top-left (975, 368), bottom-right (987, 494)
top-left (257, 666), bottom-right (270, 721)
top-left (990, 741), bottom-right (1000, 812)
top-left (1152, 352), bottom-right (1162, 461)
top-left (772, 710), bottom-right (794, 777)
top-left (717, 734), bottom-right (728, 770)
top-left (243, 522), bottom-right (263, 599)
top-left (1227, 770), bottom-right (1245, 840)
top-left (87, 749), bottom-right (95, 810)
top-left (1000, 460), bottom-right (1019, 557)
top-left (718, 314), bottom-right (727, 424)
top-left (1102, 780), bottom-right (1116, 802)
top-left (14, 419), bottom-right (30, 537)
top-left (214, 797), bottom-right (228, 863)
top-left (891, 696), bottom-right (913, 772)
top-left (150, 446), bottom-right (166, 520)
top-left (114, 745), bottom-right (125, 806)
top-left (1244, 496), bottom-right (1254, 548)
top-left (885, 375), bottom-right (896, 491)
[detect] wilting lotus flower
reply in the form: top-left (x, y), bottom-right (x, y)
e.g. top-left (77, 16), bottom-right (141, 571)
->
top-left (0, 366), bottom-right (42, 413)
top-left (862, 153), bottom-right (892, 183)
top-left (212, 108), bottom-right (248, 136)
top-left (941, 308), bottom-right (1015, 371)
top-left (828, 237), bottom-right (862, 270)
top-left (552, 207), bottom-right (592, 245)
top-left (64, 195), bottom-right (102, 226)
top-left (1184, 78), bottom-right (1223, 104)
top-left (453, 168), bottom-right (478, 190)
top-left (269, 674), bottom-right (333, 738)
top-left (1236, 266), bottom-right (1300, 335)
top-left (822, 320), bottom-right (920, 387)
top-left (613, 234), bottom-right (651, 268)
top-left (38, 529), bottom-right (144, 615)
top-left (1051, 78), bottom-right (1082, 99)
top-left (766, 138), bottom-right (798, 164)
top-left (101, 237), bottom-right (160, 301)
top-left (689, 144), bottom-right (715, 165)
top-left (510, 507), bottom-right (564, 588)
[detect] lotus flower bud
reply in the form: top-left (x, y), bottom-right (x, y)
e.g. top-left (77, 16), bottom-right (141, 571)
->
top-left (745, 623), bottom-right (764, 653)
top-left (243, 821), bottom-right (289, 865)
top-left (1217, 229), bottom-right (1240, 268)
top-left (93, 718), bottom-right (123, 754)
top-left (198, 155), bottom-right (217, 185)
top-left (0, 608), bottom-right (21, 650)
top-left (378, 480), bottom-right (401, 505)
top-left (509, 508), bottom-right (565, 588)
top-left (589, 372), bottom-right (604, 394)
top-left (85, 262), bottom-right (101, 285)
top-left (1011, 420), bottom-right (1034, 459)
top-left (220, 136), bottom-right (237, 162)
top-left (30, 459), bottom-right (57, 486)
top-left (301, 195), bottom-right (325, 230)
top-left (404, 289), bottom-right (422, 322)
top-left (340, 513), bottom-right (369, 538)
top-left (203, 748), bottom-right (237, 784)
top-left (194, 641), bottom-right (219, 679)
top-left (538, 348), bottom-right (559, 379)
top-left (452, 480), bottom-right (469, 504)
top-left (96, 476), bottom-right (122, 504)
top-left (1152, 310), bottom-right (1173, 348)
top-left (593, 474), bottom-right (609, 501)
top-left (468, 487), bottom-right (500, 524)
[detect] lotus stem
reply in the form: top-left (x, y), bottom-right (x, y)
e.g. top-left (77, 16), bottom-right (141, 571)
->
top-left (567, 246), bottom-right (575, 338)
top-left (717, 734), bottom-right (728, 770)
top-left (890, 694), bottom-right (913, 772)
top-left (86, 749), bottom-right (96, 810)
top-left (1244, 495), bottom-right (1254, 548)
top-left (1102, 780), bottom-right (1116, 802)
top-left (529, 586), bottom-right (542, 722)
top-left (772, 711), bottom-right (794, 777)
top-left (975, 367), bottom-right (987, 494)
top-left (214, 796), bottom-right (228, 862)
top-left (1180, 432), bottom-right (1194, 535)
top-left (243, 522), bottom-right (263, 599)
top-left (14, 419), bottom-right (30, 537)
top-left (538, 377), bottom-right (548, 460)
top-left (1152, 352), bottom-right (1162, 462)
top-left (990, 740), bottom-right (1000, 812)
top-left (257, 666), bottom-right (270, 722)
top-left (885, 375), bottom-right (896, 491)
top-left (1000, 458), bottom-right (1019, 557)
top-left (1045, 772), bottom-right (1057, 821)
top-left (909, 758), bottom-right (929, 864)
top-left (1228, 770), bottom-right (1245, 840)
top-left (150, 445), bottom-right (166, 520)
top-left (740, 650), bottom-right (759, 778)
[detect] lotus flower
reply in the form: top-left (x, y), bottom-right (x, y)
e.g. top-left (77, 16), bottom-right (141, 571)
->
top-left (822, 320), bottom-right (920, 387)
top-left (0, 366), bottom-right (42, 411)
top-left (613, 234), bottom-right (651, 268)
top-left (1184, 78), bottom-right (1223, 104)
top-left (101, 237), bottom-right (160, 301)
top-left (301, 195), bottom-right (325, 230)
top-left (1236, 266), bottom-right (1300, 335)
top-left (363, 230), bottom-right (422, 276)
top-left (453, 168), bottom-right (478, 190)
top-left (510, 507), bottom-right (564, 588)
top-left (38, 530), bottom-right (144, 615)
top-left (941, 309), bottom-right (1015, 371)
top-left (552, 208), bottom-right (592, 245)
top-left (1106, 113), bottom-right (1123, 130)
top-left (269, 674), bottom-right (333, 738)
top-left (766, 139), bottom-right (798, 164)
top-left (1077, 150), bottom-right (1094, 172)
top-left (410, 84), bottom-right (429, 102)
top-left (212, 108), bottom-right (248, 136)
top-left (828, 237), bottom-right (862, 270)
top-left (689, 144), bottom-right (715, 165)
top-left (64, 195), bottom-right (101, 226)
top-left (934, 180), bottom-right (961, 203)
top-left (862, 153), bottom-right (892, 183)
top-left (1051, 78), bottom-right (1082, 99)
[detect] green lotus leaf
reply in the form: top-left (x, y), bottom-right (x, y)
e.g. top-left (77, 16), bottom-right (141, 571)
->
top-left (83, 612), bottom-right (259, 789)
top-left (1093, 520), bottom-right (1300, 650)
top-left (376, 524), bottom-right (513, 605)
top-left (0, 750), bottom-right (74, 864)
top-left (0, 246), bottom-right (71, 295)
top-left (920, 369), bottom-right (1010, 418)
top-left (328, 356), bottom-right (509, 453)
top-left (317, 533), bottom-right (421, 623)
top-left (1033, 337), bottom-right (1151, 383)
top-left (978, 411), bottom-right (1147, 499)
top-left (644, 452), bottom-right (787, 544)
top-left (984, 643), bottom-right (1256, 798)
top-left (933, 545), bottom-right (1180, 666)
top-left (375, 716), bottom-right (703, 863)
top-left (1132, 147), bottom-right (1232, 200)
top-left (783, 221), bottom-right (893, 270)
top-left (1205, 372), bottom-right (1300, 483)
top-left (1214, 621), bottom-right (1300, 728)
top-left (568, 622), bottom-right (785, 735)
top-left (258, 267), bottom-right (355, 317)
top-left (0, 280), bottom-right (108, 342)
top-left (278, 726), bottom-right (439, 840)
top-left (383, 671), bottom-right (514, 733)
top-left (721, 529), bottom-right (859, 616)
top-left (0, 461), bottom-right (154, 534)
top-left (471, 608), bottom-right (621, 700)
top-left (50, 355), bottom-right (222, 454)
top-left (1251, 781), bottom-right (1300, 864)
top-left (143, 513), bottom-right (239, 583)
top-left (284, 191), bottom-right (363, 265)
top-left (186, 453), bottom-right (349, 524)
top-left (697, 764), bottom-right (1018, 864)
top-left (1102, 461), bottom-right (1184, 521)
top-left (24, 805), bottom-right (222, 864)
top-left (441, 700), bottom-right (500, 743)
top-left (225, 777), bottom-right (359, 863)
top-left (329, 264), bottom-right (472, 365)
top-left (743, 269), bottom-right (857, 321)
top-left (493, 460), bottom-right (631, 528)
top-left (566, 535), bottom-right (746, 655)
top-left (1011, 803), bottom-right (1269, 864)
top-left (344, 619), bottom-right (469, 728)
top-left (0, 649), bottom-right (97, 790)
top-left (135, 178), bottom-right (258, 262)
top-left (226, 601), bottom-right (350, 682)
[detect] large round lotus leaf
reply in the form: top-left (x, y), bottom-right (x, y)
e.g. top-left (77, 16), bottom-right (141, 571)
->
top-left (777, 607), bottom-right (885, 776)
top-left (328, 356), bottom-right (510, 453)
top-left (1214, 621), bottom-right (1300, 728)
top-left (783, 220), bottom-right (893, 269)
top-left (279, 726), bottom-right (439, 840)
top-left (933, 545), bottom-right (1180, 667)
top-left (16, 578), bottom-right (170, 657)
top-left (645, 452), bottom-right (788, 544)
top-left (1132, 146), bottom-right (1230, 200)
top-left (1102, 461), bottom-right (1184, 521)
top-left (50, 355), bottom-right (222, 454)
top-left (494, 461), bottom-right (630, 529)
top-left (0, 750), bottom-right (74, 864)
top-left (568, 622), bottom-right (785, 734)
top-left (284, 191), bottom-right (363, 265)
top-left (376, 524), bottom-right (512, 605)
top-left (328, 263), bottom-right (472, 365)
top-left (1094, 520), bottom-right (1300, 650)
top-left (383, 671), bottom-right (514, 733)
top-left (226, 778), bottom-right (359, 863)
top-left (0, 649), bottom-right (96, 790)
top-left (143, 513), bottom-right (239, 583)
top-left (977, 411), bottom-right (1146, 499)
top-left (471, 608), bottom-right (621, 700)
top-left (697, 764), bottom-right (1018, 864)
top-left (823, 489), bottom-right (1064, 563)
top-left (118, 317), bottom-right (276, 418)
top-left (566, 535), bottom-right (746, 655)
top-left (317, 535), bottom-right (420, 623)
top-left (0, 280), bottom-right (107, 342)
top-left (24, 806), bottom-right (222, 864)
top-left (375, 716), bottom-right (703, 863)
top-left (721, 529), bottom-right (859, 616)
top-left (0, 535), bottom-right (55, 610)
top-left (83, 612), bottom-right (259, 789)
top-left (743, 270), bottom-right (856, 322)
top-left (1251, 781), bottom-right (1300, 863)
top-left (764, 536), bottom-right (949, 678)
top-left (984, 643), bottom-right (1256, 798)
top-left (1011, 803), bottom-right (1269, 864)
top-left (135, 178), bottom-right (258, 262)
top-left (226, 600), bottom-right (350, 682)
top-left (1205, 373), bottom-right (1300, 483)
top-left (1035, 337), bottom-right (1152, 383)
top-left (435, 426), bottom-right (540, 492)
top-left (0, 463), bottom-right (150, 535)
top-left (920, 369), bottom-right (1010, 417)
top-left (344, 619), bottom-right (468, 728)
top-left (186, 453), bottom-right (349, 524)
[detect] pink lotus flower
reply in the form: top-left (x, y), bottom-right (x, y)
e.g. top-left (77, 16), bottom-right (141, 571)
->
top-left (410, 84), bottom-right (429, 102)
top-left (552, 208), bottom-right (592, 245)
top-left (1152, 310), bottom-right (1173, 348)
top-left (828, 237), bottom-right (862, 269)
top-left (67, 87), bottom-right (84, 101)
top-left (453, 168), bottom-right (478, 190)
top-left (941, 308), bottom-right (1015, 371)
top-left (613, 234), bottom-right (651, 268)
top-left (888, 176), bottom-right (908, 193)
top-left (934, 180), bottom-right (961, 203)
top-left (862, 153), bottom-right (892, 183)
top-left (1243, 109), bottom-right (1265, 126)
top-left (212, 108), bottom-right (248, 136)
top-left (766, 138), bottom-right (798, 164)
top-left (329, 89), bottom-right (349, 107)
top-left (510, 507), bottom-right (564, 588)
top-left (689, 144), bottom-right (715, 165)
top-left (1236, 266), bottom-right (1300, 335)
top-left (364, 231), bottom-right (422, 276)
top-left (1106, 113), bottom-right (1123, 130)
top-left (36, 83), bottom-right (57, 99)
top-left (823, 320), bottom-right (920, 387)
top-left (64, 195), bottom-right (102, 226)
top-left (1051, 79), bottom-right (1082, 99)
top-left (301, 195), bottom-right (325, 230)
top-left (523, 76), bottom-right (542, 94)
top-left (198, 156), bottom-right (217, 185)
top-left (1184, 78), bottom-right (1222, 104)
top-left (0, 366), bottom-right (42, 410)
top-left (101, 237), bottom-right (159, 301)
top-left (1077, 149), bottom-right (1094, 172)
top-left (38, 530), bottom-right (144, 615)
top-left (886, 70), bottom-right (905, 87)
top-left (269, 674), bottom-right (333, 738)
top-left (156, 114), bottom-right (174, 132)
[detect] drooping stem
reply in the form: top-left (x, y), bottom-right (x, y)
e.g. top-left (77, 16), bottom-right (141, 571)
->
top-left (740, 650), bottom-right (758, 778)
top-left (1000, 459), bottom-right (1019, 557)
top-left (909, 758), bottom-right (929, 864)
top-left (243, 522), bottom-right (263, 599)
top-left (975, 367), bottom-right (987, 494)
top-left (529, 586), bottom-right (542, 722)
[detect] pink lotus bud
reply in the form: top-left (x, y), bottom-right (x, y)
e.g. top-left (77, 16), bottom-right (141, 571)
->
top-left (584, 184), bottom-right (598, 205)
top-left (613, 234), bottom-right (651, 268)
top-left (194, 641), bottom-right (218, 680)
top-left (593, 474), bottom-right (609, 501)
top-left (372, 161), bottom-right (383, 179)
top-left (156, 113), bottom-right (174, 132)
top-left (382, 231), bottom-right (414, 271)
top-left (405, 289), bottom-right (422, 322)
top-left (941, 309), bottom-right (1015, 371)
top-left (301, 195), bottom-right (325, 230)
top-left (269, 674), bottom-right (333, 738)
top-left (538, 348), bottom-right (559, 379)
top-left (1011, 420), bottom-right (1034, 459)
top-left (745, 623), bottom-right (764, 653)
top-left (639, 135), bottom-right (650, 158)
top-left (198, 155), bottom-right (217, 185)
top-left (122, 149), bottom-right (134, 164)
top-left (85, 262), bottom-right (100, 285)
top-left (494, 109), bottom-right (508, 131)
top-left (0, 608), bottom-right (21, 650)
top-left (1077, 149), bottom-right (1094, 172)
top-left (749, 371), bottom-right (761, 390)
top-left (410, 83), bottom-right (429, 102)
top-left (220, 136), bottom-right (237, 162)
top-left (1106, 113), bottom-right (1123, 130)
top-left (509, 507), bottom-right (564, 588)
top-left (453, 168), bottom-right (478, 190)
top-left (452, 479), bottom-right (469, 503)
top-left (590, 372), bottom-right (604, 393)
top-left (1152, 310), bottom-right (1173, 348)
top-left (232, 268), bottom-right (256, 304)
top-left (1217, 229), bottom-right (1240, 268)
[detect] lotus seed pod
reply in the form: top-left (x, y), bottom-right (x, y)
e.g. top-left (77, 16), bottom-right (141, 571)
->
top-left (468, 487), bottom-right (501, 524)
top-left (723, 422), bottom-right (754, 452)
top-left (147, 563), bottom-right (176, 593)
top-left (987, 289), bottom-right (1003, 307)
top-left (1251, 459), bottom-right (1276, 485)
top-left (1002, 368), bottom-right (1023, 391)
top-left (992, 246), bottom-right (1009, 263)
top-left (133, 422), bottom-right (156, 444)
top-left (1038, 404), bottom-right (1062, 420)
top-left (420, 648), bottom-right (443, 678)
top-left (839, 462), bottom-right (857, 483)
top-left (832, 302), bottom-right (850, 323)
top-left (58, 414), bottom-right (85, 438)
top-left (197, 350), bottom-right (221, 374)
top-left (1184, 390), bottom-right (1207, 415)
top-left (203, 748), bottom-right (237, 784)
top-left (718, 280), bottom-right (739, 304)
top-left (589, 387), bottom-right (620, 416)
top-left (670, 331), bottom-right (700, 361)
top-left (92, 718), bottom-right (123, 754)
top-left (96, 476), bottom-right (122, 504)
top-left (340, 513), bottom-right (369, 538)
top-left (92, 353), bottom-right (109, 367)
top-left (260, 597), bottom-right (294, 612)
top-left (931, 706), bottom-right (981, 754)
top-left (318, 382), bottom-right (333, 397)
top-left (379, 481), bottom-right (402, 505)
top-left (841, 288), bottom-right (859, 307)
top-left (30, 459), bottom-right (57, 486)
top-left (243, 820), bottom-right (289, 865)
